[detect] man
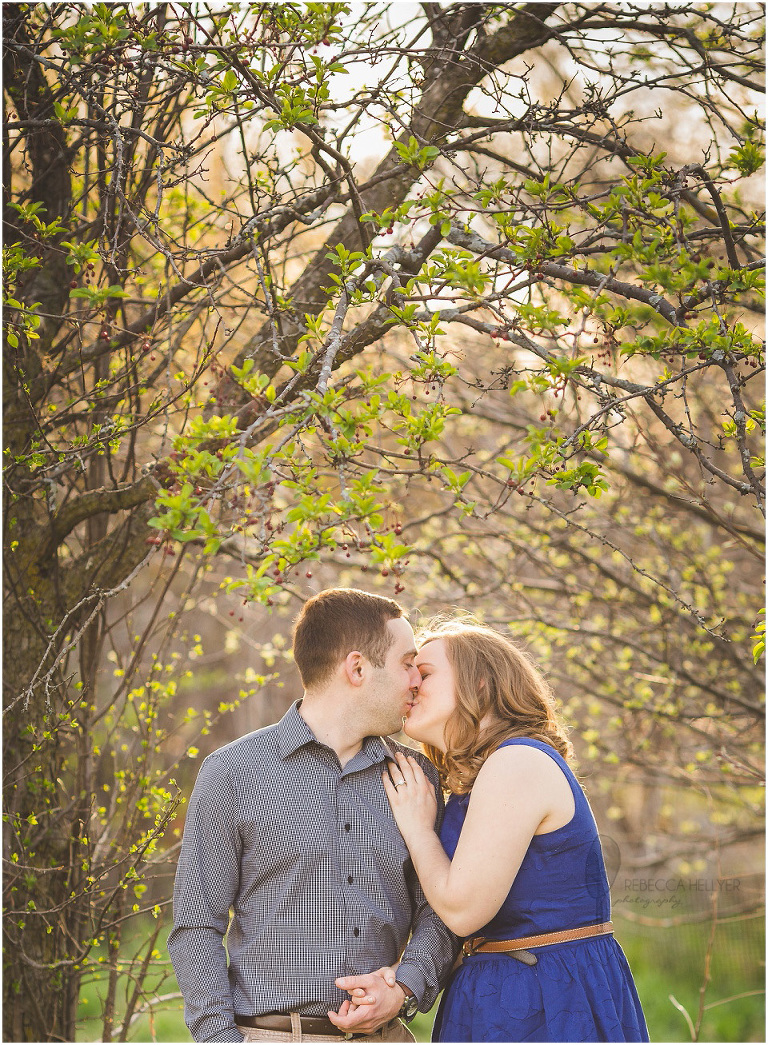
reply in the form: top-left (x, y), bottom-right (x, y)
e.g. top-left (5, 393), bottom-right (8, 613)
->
top-left (169, 588), bottom-right (456, 1042)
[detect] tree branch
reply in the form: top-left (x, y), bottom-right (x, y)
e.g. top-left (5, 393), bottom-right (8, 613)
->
top-left (208, 1), bottom-right (564, 415)
top-left (446, 225), bottom-right (683, 326)
top-left (42, 476), bottom-right (159, 559)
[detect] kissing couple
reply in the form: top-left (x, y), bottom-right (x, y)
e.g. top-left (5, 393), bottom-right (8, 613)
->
top-left (170, 587), bottom-right (647, 1043)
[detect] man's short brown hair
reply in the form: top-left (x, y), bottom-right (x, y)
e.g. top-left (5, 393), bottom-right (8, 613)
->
top-left (292, 588), bottom-right (405, 689)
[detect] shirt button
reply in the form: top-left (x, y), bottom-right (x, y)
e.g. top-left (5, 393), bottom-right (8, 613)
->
top-left (353, 928), bottom-right (360, 937)
top-left (347, 875), bottom-right (353, 884)
top-left (344, 823), bottom-right (351, 832)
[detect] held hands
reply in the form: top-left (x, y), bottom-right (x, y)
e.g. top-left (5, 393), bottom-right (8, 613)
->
top-left (328, 966), bottom-right (403, 1033)
top-left (382, 751), bottom-right (438, 843)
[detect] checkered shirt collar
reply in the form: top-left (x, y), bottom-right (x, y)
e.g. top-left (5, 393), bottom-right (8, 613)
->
top-left (277, 700), bottom-right (395, 766)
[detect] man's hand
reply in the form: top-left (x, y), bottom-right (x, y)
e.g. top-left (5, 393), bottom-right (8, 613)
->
top-left (328, 967), bottom-right (404, 1034)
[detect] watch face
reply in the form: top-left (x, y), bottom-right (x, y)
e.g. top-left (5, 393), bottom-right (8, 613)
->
top-left (396, 982), bottom-right (418, 1020)
top-left (402, 995), bottom-right (418, 1019)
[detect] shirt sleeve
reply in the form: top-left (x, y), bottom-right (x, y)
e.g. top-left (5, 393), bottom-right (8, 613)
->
top-left (168, 754), bottom-right (245, 1042)
top-left (395, 755), bottom-right (460, 1011)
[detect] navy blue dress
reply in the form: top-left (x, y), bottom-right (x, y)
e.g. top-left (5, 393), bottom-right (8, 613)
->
top-left (432, 739), bottom-right (648, 1043)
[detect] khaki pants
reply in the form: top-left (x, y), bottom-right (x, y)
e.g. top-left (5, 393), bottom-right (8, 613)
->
top-left (236, 1016), bottom-right (416, 1043)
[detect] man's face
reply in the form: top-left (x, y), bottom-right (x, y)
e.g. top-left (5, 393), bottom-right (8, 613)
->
top-left (361, 617), bottom-right (421, 736)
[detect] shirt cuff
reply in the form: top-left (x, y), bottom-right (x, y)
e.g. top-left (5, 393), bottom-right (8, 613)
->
top-left (393, 961), bottom-right (427, 1011)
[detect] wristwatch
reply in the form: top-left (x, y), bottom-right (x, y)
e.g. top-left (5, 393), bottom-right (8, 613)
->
top-left (395, 982), bottom-right (419, 1022)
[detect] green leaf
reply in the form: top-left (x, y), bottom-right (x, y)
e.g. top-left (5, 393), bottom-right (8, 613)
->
top-left (752, 618), bottom-right (765, 664)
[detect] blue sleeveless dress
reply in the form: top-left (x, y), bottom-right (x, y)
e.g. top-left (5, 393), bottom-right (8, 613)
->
top-left (432, 739), bottom-right (648, 1043)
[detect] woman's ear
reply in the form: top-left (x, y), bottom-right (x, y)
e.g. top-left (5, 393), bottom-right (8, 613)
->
top-left (343, 651), bottom-right (365, 686)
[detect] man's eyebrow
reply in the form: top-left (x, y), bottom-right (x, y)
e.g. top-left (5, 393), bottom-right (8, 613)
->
top-left (402, 648), bottom-right (418, 660)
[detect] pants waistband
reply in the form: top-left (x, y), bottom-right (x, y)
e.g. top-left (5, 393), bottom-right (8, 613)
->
top-left (235, 1014), bottom-right (368, 1038)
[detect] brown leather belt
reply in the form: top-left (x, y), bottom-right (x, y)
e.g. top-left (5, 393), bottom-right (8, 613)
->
top-left (462, 920), bottom-right (614, 963)
top-left (235, 1014), bottom-right (368, 1038)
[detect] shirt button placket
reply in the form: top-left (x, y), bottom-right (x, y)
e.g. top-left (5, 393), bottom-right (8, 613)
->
top-left (338, 782), bottom-right (359, 948)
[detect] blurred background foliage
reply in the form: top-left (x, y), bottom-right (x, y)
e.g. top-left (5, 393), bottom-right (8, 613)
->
top-left (3, 1), bottom-right (764, 1041)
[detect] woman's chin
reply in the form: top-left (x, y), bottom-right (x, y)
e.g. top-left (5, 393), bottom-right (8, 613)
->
top-left (403, 720), bottom-right (422, 743)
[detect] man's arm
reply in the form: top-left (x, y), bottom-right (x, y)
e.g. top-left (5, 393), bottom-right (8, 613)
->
top-left (168, 754), bottom-right (245, 1043)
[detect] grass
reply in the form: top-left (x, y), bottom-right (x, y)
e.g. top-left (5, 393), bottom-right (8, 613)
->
top-left (77, 913), bottom-right (764, 1042)
top-left (617, 911), bottom-right (765, 1043)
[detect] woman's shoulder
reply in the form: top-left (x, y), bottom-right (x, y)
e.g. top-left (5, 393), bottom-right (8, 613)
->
top-left (474, 738), bottom-right (579, 798)
top-left (476, 737), bottom-right (565, 787)
top-left (491, 736), bottom-right (568, 764)
top-left (495, 736), bottom-right (560, 753)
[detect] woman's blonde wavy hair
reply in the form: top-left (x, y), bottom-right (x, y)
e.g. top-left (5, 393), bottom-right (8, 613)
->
top-left (416, 616), bottom-right (573, 794)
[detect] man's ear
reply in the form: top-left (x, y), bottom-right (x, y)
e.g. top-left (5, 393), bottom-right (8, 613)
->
top-left (343, 651), bottom-right (366, 686)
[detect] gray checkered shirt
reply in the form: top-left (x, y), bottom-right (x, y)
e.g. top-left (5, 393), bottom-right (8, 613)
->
top-left (168, 701), bottom-right (457, 1042)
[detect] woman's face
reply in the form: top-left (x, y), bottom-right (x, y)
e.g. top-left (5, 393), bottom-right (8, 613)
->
top-left (403, 638), bottom-right (457, 751)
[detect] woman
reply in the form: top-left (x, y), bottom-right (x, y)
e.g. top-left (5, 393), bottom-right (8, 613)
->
top-left (383, 618), bottom-right (648, 1043)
